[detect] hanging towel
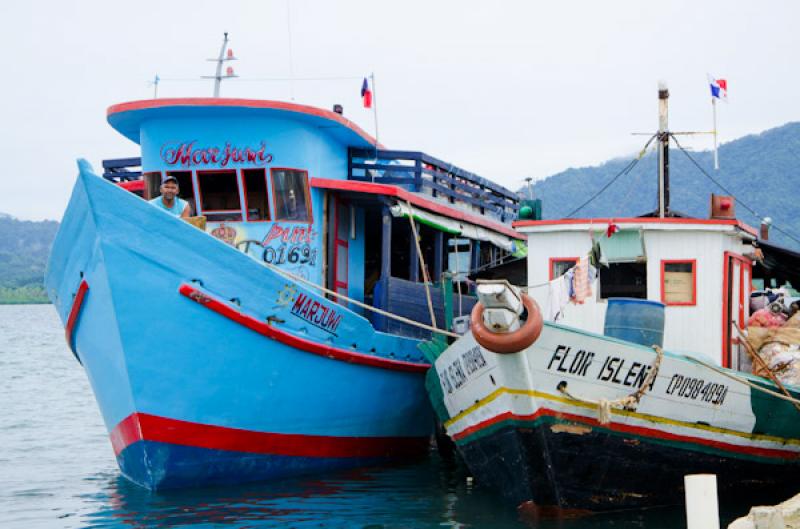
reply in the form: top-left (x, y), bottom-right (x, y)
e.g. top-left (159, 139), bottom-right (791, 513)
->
top-left (573, 256), bottom-right (593, 304)
top-left (547, 276), bottom-right (571, 321)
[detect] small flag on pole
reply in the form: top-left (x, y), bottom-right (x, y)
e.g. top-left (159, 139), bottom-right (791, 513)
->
top-left (707, 75), bottom-right (727, 170)
top-left (361, 77), bottom-right (373, 108)
top-left (708, 76), bottom-right (728, 101)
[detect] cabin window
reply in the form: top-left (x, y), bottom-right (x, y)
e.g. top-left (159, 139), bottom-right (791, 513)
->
top-left (661, 260), bottom-right (696, 306)
top-left (242, 169), bottom-right (270, 221)
top-left (144, 171), bottom-right (195, 212)
top-left (447, 239), bottom-right (471, 281)
top-left (271, 169), bottom-right (311, 222)
top-left (143, 171), bottom-right (161, 200)
top-left (197, 170), bottom-right (242, 222)
top-left (550, 257), bottom-right (579, 280)
top-left (600, 262), bottom-right (647, 299)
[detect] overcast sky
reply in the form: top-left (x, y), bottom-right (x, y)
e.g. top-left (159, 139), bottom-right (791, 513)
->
top-left (1, 0), bottom-right (798, 220)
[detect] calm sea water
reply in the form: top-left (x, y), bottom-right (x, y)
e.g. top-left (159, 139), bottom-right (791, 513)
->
top-left (0, 305), bottom-right (745, 528)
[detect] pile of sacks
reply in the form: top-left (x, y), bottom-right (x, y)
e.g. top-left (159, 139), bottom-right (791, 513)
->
top-left (747, 298), bottom-right (800, 386)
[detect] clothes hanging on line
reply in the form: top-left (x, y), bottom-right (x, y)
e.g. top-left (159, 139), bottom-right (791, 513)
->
top-left (547, 275), bottom-right (571, 321)
top-left (573, 256), bottom-right (593, 304)
top-left (565, 268), bottom-right (575, 299)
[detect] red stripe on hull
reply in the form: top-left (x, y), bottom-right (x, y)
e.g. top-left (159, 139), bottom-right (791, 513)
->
top-left (110, 412), bottom-right (429, 458)
top-left (179, 283), bottom-right (430, 373)
top-left (65, 279), bottom-right (89, 355)
top-left (453, 407), bottom-right (800, 460)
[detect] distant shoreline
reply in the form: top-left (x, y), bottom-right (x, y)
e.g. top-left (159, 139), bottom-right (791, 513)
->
top-left (0, 285), bottom-right (51, 305)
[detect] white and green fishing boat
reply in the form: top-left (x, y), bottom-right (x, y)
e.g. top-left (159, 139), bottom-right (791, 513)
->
top-left (425, 85), bottom-right (800, 514)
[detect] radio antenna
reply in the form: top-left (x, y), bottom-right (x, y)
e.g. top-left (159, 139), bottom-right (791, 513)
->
top-left (202, 32), bottom-right (238, 97)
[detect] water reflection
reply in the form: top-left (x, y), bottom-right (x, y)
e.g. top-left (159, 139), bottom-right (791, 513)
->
top-left (79, 458), bottom-right (504, 528)
top-left (1, 306), bottom-right (750, 529)
top-left (74, 454), bottom-right (733, 529)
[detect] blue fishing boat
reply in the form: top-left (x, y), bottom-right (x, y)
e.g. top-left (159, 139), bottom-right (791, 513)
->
top-left (45, 96), bottom-right (523, 489)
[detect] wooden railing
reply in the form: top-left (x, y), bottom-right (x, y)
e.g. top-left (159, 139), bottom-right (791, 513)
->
top-left (348, 148), bottom-right (519, 223)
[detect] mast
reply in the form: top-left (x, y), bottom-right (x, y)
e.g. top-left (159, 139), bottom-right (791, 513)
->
top-left (202, 32), bottom-right (238, 97)
top-left (657, 82), bottom-right (670, 218)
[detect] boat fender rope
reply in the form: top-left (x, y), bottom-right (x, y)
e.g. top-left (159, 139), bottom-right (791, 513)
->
top-left (558, 345), bottom-right (664, 425)
top-left (470, 294), bottom-right (544, 354)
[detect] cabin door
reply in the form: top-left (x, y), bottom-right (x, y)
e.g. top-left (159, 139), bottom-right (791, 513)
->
top-left (332, 198), bottom-right (350, 305)
top-left (723, 252), bottom-right (752, 370)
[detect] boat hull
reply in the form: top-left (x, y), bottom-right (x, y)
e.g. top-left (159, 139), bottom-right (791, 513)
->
top-left (428, 321), bottom-right (800, 511)
top-left (455, 410), bottom-right (797, 512)
top-left (46, 164), bottom-right (433, 490)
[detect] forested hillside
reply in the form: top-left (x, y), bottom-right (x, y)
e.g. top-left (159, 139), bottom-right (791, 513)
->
top-left (1, 122), bottom-right (799, 304)
top-left (0, 215), bottom-right (59, 303)
top-left (529, 122), bottom-right (800, 250)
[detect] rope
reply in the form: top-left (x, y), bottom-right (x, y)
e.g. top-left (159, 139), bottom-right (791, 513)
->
top-left (260, 260), bottom-right (459, 338)
top-left (670, 134), bottom-right (800, 247)
top-left (558, 345), bottom-right (664, 424)
top-left (454, 243), bottom-right (464, 316)
top-left (733, 323), bottom-right (800, 413)
top-left (405, 201), bottom-right (437, 329)
top-left (680, 352), bottom-right (800, 407)
top-left (522, 281), bottom-right (550, 291)
top-left (564, 134), bottom-right (657, 219)
top-left (456, 270), bottom-right (464, 316)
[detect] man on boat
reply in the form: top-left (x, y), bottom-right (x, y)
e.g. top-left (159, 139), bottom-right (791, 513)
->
top-left (149, 175), bottom-right (191, 218)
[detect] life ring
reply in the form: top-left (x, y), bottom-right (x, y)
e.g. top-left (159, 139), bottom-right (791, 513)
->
top-left (470, 294), bottom-right (543, 354)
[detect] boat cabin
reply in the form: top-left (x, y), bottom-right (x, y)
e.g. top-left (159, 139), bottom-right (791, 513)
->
top-left (515, 212), bottom-right (760, 370)
top-left (103, 98), bottom-right (523, 338)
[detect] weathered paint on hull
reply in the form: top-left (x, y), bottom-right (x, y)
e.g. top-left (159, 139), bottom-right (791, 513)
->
top-left (429, 322), bottom-right (800, 511)
top-left (456, 415), bottom-right (797, 511)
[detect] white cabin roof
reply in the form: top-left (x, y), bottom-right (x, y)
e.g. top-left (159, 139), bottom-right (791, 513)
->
top-left (514, 217), bottom-right (757, 239)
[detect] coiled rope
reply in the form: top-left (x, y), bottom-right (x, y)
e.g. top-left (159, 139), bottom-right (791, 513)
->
top-left (558, 345), bottom-right (664, 424)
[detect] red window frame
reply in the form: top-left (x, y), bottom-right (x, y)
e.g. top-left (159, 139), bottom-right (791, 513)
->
top-left (241, 168), bottom-right (271, 222)
top-left (721, 252), bottom-right (752, 368)
top-left (660, 259), bottom-right (697, 306)
top-left (195, 169), bottom-right (243, 220)
top-left (270, 167), bottom-right (313, 224)
top-left (549, 257), bottom-right (579, 280)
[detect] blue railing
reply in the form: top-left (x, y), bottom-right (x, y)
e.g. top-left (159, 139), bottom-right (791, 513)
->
top-left (102, 157), bottom-right (142, 182)
top-left (348, 148), bottom-right (519, 222)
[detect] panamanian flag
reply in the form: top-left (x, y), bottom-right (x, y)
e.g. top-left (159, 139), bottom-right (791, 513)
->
top-left (708, 75), bottom-right (728, 101)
